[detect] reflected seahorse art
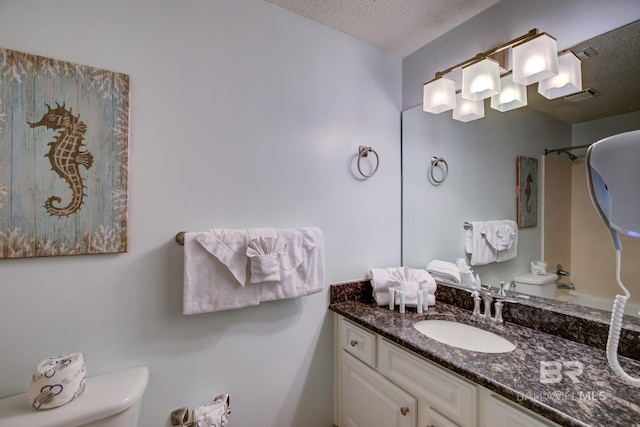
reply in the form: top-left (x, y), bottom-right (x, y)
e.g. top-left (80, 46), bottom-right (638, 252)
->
top-left (0, 46), bottom-right (129, 259)
top-left (516, 156), bottom-right (538, 228)
top-left (28, 102), bottom-right (94, 217)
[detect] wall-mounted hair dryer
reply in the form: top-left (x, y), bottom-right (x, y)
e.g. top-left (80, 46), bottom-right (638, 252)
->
top-left (586, 129), bottom-right (640, 388)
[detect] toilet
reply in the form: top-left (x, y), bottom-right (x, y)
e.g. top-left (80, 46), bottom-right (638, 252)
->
top-left (512, 272), bottom-right (558, 298)
top-left (0, 366), bottom-right (149, 427)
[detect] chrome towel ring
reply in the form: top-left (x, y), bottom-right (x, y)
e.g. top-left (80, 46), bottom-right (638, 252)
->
top-left (430, 156), bottom-right (448, 184)
top-left (357, 146), bottom-right (379, 178)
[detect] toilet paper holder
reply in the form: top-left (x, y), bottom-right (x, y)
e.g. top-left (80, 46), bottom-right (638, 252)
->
top-left (170, 393), bottom-right (231, 427)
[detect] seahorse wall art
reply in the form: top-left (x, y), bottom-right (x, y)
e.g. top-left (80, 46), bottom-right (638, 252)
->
top-left (28, 102), bottom-right (94, 217)
top-left (0, 47), bottom-right (129, 258)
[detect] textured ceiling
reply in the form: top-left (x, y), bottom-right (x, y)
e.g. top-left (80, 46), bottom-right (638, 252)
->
top-left (527, 20), bottom-right (640, 124)
top-left (264, 0), bottom-right (501, 58)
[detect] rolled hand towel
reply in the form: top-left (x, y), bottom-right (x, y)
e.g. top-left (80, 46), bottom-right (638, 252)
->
top-left (246, 237), bottom-right (286, 284)
top-left (28, 353), bottom-right (86, 410)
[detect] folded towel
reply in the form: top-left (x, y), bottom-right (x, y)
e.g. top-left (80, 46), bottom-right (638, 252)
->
top-left (483, 220), bottom-right (517, 251)
top-left (426, 260), bottom-right (461, 285)
top-left (246, 236), bottom-right (286, 284)
top-left (28, 353), bottom-right (86, 410)
top-left (465, 220), bottom-right (518, 265)
top-left (371, 266), bottom-right (436, 306)
top-left (183, 228), bottom-right (324, 314)
top-left (183, 231), bottom-right (260, 314)
top-left (196, 229), bottom-right (250, 286)
top-left (259, 227), bottom-right (324, 302)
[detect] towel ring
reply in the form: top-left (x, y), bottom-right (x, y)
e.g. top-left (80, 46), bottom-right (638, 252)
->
top-left (357, 146), bottom-right (379, 178)
top-left (430, 156), bottom-right (448, 184)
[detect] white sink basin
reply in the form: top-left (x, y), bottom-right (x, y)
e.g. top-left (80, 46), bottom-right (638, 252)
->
top-left (413, 320), bottom-right (516, 353)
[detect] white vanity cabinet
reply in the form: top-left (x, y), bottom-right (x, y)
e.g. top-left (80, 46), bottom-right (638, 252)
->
top-left (336, 315), bottom-right (473, 427)
top-left (334, 314), bottom-right (560, 427)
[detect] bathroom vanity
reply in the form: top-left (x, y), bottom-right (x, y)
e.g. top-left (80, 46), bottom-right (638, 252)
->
top-left (330, 281), bottom-right (640, 427)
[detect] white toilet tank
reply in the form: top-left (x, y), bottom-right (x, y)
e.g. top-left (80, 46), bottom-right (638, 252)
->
top-left (0, 366), bottom-right (149, 427)
top-left (512, 272), bottom-right (558, 298)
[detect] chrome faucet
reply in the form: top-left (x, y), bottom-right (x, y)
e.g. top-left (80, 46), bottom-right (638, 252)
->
top-left (471, 286), bottom-right (495, 322)
top-left (556, 281), bottom-right (576, 290)
top-left (471, 284), bottom-right (516, 324)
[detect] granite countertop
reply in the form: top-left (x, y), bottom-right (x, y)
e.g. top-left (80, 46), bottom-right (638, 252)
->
top-left (329, 282), bottom-right (640, 427)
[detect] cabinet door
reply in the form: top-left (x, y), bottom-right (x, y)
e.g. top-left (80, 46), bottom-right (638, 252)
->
top-left (378, 339), bottom-right (477, 426)
top-left (479, 391), bottom-right (558, 427)
top-left (422, 404), bottom-right (461, 427)
top-left (341, 351), bottom-right (417, 427)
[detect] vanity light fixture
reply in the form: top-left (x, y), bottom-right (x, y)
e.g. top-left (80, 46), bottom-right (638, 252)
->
top-left (538, 51), bottom-right (582, 99)
top-left (490, 73), bottom-right (527, 112)
top-left (461, 57), bottom-right (501, 101)
top-left (512, 33), bottom-right (559, 85)
top-left (422, 29), bottom-right (578, 123)
top-left (422, 77), bottom-right (456, 113)
top-left (452, 93), bottom-right (485, 122)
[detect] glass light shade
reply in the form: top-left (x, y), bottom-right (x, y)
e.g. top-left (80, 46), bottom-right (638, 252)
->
top-left (512, 33), bottom-right (559, 85)
top-left (423, 77), bottom-right (456, 114)
top-left (461, 58), bottom-right (501, 101)
top-left (491, 73), bottom-right (527, 112)
top-left (537, 51), bottom-right (582, 99)
top-left (452, 93), bottom-right (485, 122)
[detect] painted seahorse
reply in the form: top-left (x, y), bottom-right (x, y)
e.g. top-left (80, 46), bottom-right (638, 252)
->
top-left (28, 102), bottom-right (93, 217)
top-left (525, 173), bottom-right (533, 213)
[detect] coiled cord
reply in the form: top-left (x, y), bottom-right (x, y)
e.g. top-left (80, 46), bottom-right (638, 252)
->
top-left (606, 249), bottom-right (640, 387)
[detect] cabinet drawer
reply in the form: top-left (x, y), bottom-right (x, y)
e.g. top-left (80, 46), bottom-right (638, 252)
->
top-left (378, 339), bottom-right (477, 427)
top-left (339, 317), bottom-right (376, 367)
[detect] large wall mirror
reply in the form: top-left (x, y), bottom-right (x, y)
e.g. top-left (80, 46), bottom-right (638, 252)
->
top-left (402, 20), bottom-right (640, 314)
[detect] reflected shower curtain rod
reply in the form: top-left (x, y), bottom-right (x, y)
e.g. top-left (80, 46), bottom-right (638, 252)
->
top-left (544, 143), bottom-right (592, 156)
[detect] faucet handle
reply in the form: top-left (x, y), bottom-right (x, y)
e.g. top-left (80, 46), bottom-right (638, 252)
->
top-left (555, 263), bottom-right (570, 276)
top-left (498, 281), bottom-right (507, 296)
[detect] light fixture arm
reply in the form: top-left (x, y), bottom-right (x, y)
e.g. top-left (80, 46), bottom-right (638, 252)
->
top-left (427, 28), bottom-right (540, 84)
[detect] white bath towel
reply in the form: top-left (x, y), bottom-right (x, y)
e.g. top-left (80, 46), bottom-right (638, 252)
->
top-left (183, 231), bottom-right (260, 314)
top-left (196, 229), bottom-right (250, 286)
top-left (467, 221), bottom-right (497, 266)
top-left (426, 260), bottom-right (462, 285)
top-left (485, 220), bottom-right (518, 262)
top-left (259, 227), bottom-right (325, 302)
top-left (371, 267), bottom-right (436, 306)
top-left (465, 220), bottom-right (518, 265)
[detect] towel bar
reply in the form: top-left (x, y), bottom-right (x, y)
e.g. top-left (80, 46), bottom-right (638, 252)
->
top-left (175, 231), bottom-right (186, 246)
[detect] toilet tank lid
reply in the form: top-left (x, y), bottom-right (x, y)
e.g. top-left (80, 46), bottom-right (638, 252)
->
top-left (513, 272), bottom-right (558, 285)
top-left (0, 366), bottom-right (149, 427)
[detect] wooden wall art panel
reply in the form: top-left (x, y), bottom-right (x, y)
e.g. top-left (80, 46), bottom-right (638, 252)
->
top-left (0, 48), bottom-right (129, 258)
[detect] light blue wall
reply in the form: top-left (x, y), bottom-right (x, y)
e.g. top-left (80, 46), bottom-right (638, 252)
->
top-left (0, 1), bottom-right (401, 426)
